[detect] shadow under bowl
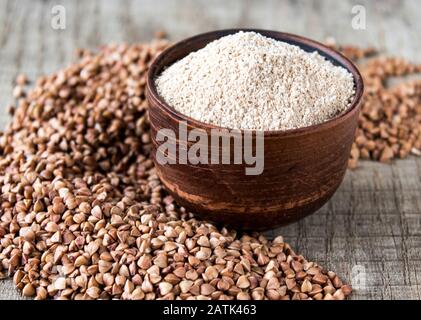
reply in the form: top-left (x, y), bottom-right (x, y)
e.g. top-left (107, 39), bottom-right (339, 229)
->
top-left (146, 29), bottom-right (364, 231)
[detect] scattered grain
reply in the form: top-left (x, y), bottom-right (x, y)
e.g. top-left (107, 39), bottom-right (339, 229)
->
top-left (0, 38), bottom-right (351, 301)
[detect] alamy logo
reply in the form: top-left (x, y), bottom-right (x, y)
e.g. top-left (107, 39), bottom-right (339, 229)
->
top-left (351, 265), bottom-right (367, 292)
top-left (51, 5), bottom-right (66, 30)
top-left (351, 5), bottom-right (367, 30)
top-left (155, 122), bottom-right (265, 175)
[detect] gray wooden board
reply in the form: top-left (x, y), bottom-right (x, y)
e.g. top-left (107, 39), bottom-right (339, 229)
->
top-left (0, 0), bottom-right (420, 300)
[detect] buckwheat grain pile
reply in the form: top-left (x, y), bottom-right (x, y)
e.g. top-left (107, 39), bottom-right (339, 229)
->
top-left (329, 44), bottom-right (421, 168)
top-left (156, 31), bottom-right (355, 130)
top-left (0, 40), bottom-right (351, 300)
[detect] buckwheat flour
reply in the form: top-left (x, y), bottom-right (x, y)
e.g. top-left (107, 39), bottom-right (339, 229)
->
top-left (156, 31), bottom-right (355, 130)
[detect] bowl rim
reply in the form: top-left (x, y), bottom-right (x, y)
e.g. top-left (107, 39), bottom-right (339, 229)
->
top-left (146, 28), bottom-right (364, 137)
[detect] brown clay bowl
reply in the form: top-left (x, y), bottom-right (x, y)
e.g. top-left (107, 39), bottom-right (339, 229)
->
top-left (146, 29), bottom-right (364, 231)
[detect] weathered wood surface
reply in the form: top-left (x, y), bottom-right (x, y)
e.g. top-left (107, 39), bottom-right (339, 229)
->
top-left (0, 0), bottom-right (420, 300)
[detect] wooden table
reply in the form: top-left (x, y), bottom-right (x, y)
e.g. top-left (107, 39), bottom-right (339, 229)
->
top-left (1, 0), bottom-right (420, 300)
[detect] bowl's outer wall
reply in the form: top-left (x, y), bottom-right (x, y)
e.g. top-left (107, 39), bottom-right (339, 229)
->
top-left (146, 29), bottom-right (363, 230)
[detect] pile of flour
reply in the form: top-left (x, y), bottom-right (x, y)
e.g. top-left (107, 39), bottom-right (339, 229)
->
top-left (155, 31), bottom-right (355, 130)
